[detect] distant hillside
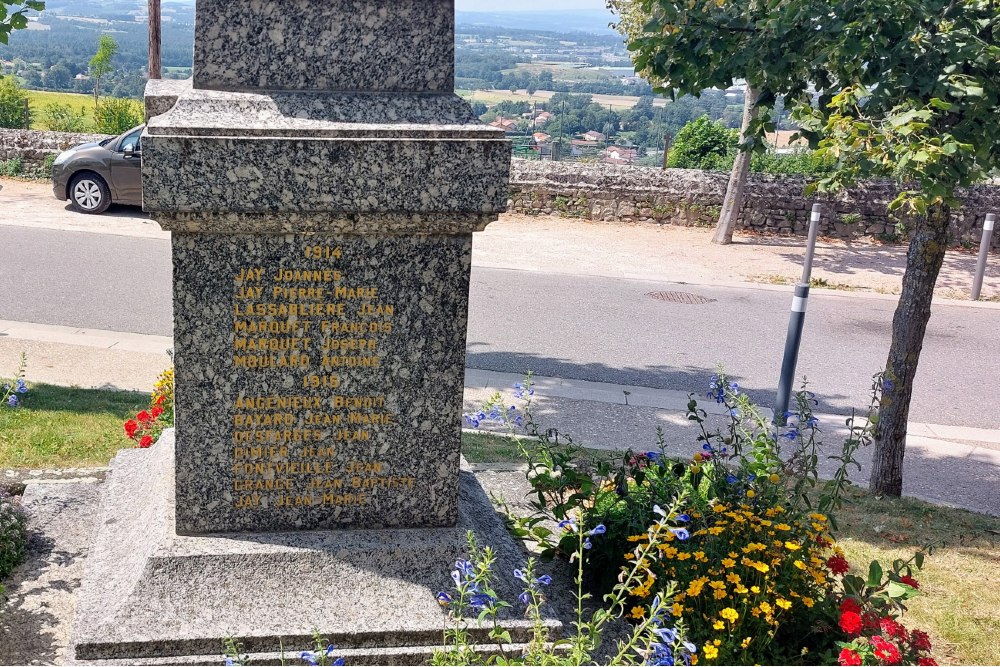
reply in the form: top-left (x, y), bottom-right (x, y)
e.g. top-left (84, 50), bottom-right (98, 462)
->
top-left (456, 10), bottom-right (617, 34)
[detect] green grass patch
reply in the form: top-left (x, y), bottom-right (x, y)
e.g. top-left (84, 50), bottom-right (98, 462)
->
top-left (461, 431), bottom-right (531, 463)
top-left (0, 383), bottom-right (145, 468)
top-left (25, 90), bottom-right (99, 131)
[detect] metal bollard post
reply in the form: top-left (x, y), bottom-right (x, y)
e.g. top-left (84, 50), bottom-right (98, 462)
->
top-left (774, 203), bottom-right (822, 424)
top-left (971, 214), bottom-right (995, 301)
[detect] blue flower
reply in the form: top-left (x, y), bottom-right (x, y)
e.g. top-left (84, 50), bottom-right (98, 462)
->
top-left (299, 652), bottom-right (318, 666)
top-left (513, 568), bottom-right (527, 582)
top-left (670, 528), bottom-right (690, 541)
top-left (682, 641), bottom-right (697, 654)
top-left (464, 414), bottom-right (480, 428)
top-left (654, 627), bottom-right (677, 643)
top-left (225, 659), bottom-right (234, 666)
top-left (518, 590), bottom-right (531, 605)
top-left (726, 474), bottom-right (738, 484)
top-left (702, 443), bottom-right (713, 452)
top-left (558, 519), bottom-right (577, 531)
top-left (455, 559), bottom-right (474, 577)
top-left (729, 382), bottom-right (739, 393)
top-left (783, 427), bottom-right (800, 440)
top-left (645, 451), bottom-right (660, 461)
top-left (535, 574), bottom-right (552, 586)
top-left (883, 379), bottom-right (895, 393)
top-left (469, 593), bottom-right (496, 610)
top-left (15, 379), bottom-right (27, 394)
top-left (451, 570), bottom-right (462, 586)
top-left (729, 408), bottom-right (740, 418)
top-left (805, 415), bottom-right (819, 428)
top-left (586, 524), bottom-right (606, 536)
top-left (747, 473), bottom-right (756, 482)
top-left (653, 504), bottom-right (667, 517)
top-left (583, 537), bottom-right (592, 550)
top-left (7, 395), bottom-right (18, 408)
top-left (436, 591), bottom-right (452, 606)
top-left (676, 514), bottom-right (691, 523)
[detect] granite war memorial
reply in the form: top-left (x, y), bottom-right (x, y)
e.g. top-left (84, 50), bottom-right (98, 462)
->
top-left (70, 1), bottom-right (556, 662)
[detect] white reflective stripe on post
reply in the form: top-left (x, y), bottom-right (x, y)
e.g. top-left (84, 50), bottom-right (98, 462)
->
top-left (986, 215), bottom-right (996, 231)
top-left (791, 295), bottom-right (808, 312)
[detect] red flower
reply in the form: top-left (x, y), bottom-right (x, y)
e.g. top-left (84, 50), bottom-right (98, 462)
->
top-left (839, 648), bottom-right (863, 666)
top-left (839, 610), bottom-right (864, 635)
top-left (137, 410), bottom-right (152, 423)
top-left (139, 435), bottom-right (153, 448)
top-left (124, 419), bottom-right (139, 438)
top-left (828, 553), bottom-right (850, 575)
top-left (871, 636), bottom-right (902, 664)
top-left (899, 575), bottom-right (920, 589)
top-left (151, 406), bottom-right (164, 419)
top-left (155, 394), bottom-right (166, 406)
top-left (880, 618), bottom-right (908, 640)
top-left (840, 598), bottom-right (862, 615)
top-left (911, 630), bottom-right (932, 652)
top-left (917, 659), bottom-right (938, 666)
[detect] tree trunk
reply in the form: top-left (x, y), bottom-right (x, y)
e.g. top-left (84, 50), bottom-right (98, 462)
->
top-left (148, 0), bottom-right (161, 80)
top-left (870, 203), bottom-right (951, 496)
top-left (712, 85), bottom-right (759, 245)
top-left (93, 80), bottom-right (99, 110)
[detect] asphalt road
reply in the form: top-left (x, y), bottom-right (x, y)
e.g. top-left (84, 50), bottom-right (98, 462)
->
top-left (1, 225), bottom-right (997, 428)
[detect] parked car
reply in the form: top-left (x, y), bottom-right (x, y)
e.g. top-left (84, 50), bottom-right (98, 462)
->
top-left (51, 124), bottom-right (144, 214)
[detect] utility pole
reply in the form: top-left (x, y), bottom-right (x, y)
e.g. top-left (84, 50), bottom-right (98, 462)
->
top-left (661, 133), bottom-right (671, 170)
top-left (148, 0), bottom-right (161, 79)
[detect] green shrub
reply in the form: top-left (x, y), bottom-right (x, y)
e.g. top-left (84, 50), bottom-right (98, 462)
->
top-left (0, 157), bottom-right (23, 177)
top-left (667, 116), bottom-right (738, 171)
top-left (93, 98), bottom-right (143, 135)
top-left (0, 76), bottom-right (28, 129)
top-left (42, 103), bottom-right (87, 133)
top-left (751, 148), bottom-right (837, 177)
top-left (0, 489), bottom-right (28, 584)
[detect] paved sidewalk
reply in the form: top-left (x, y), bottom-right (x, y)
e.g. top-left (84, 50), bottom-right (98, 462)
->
top-left (3, 322), bottom-right (998, 516)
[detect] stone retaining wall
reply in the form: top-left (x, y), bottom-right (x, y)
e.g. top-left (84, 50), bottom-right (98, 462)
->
top-left (0, 128), bottom-right (113, 178)
top-left (509, 160), bottom-right (1000, 249)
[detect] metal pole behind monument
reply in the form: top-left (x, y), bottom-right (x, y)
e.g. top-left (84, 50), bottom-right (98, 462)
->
top-left (148, 0), bottom-right (161, 79)
top-left (775, 203), bottom-right (821, 424)
top-left (971, 213), bottom-right (995, 300)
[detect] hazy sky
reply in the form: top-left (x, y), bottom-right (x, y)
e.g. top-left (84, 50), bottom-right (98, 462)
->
top-left (456, 0), bottom-right (609, 11)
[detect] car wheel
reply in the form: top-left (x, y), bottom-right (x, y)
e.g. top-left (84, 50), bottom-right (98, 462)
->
top-left (69, 173), bottom-right (112, 214)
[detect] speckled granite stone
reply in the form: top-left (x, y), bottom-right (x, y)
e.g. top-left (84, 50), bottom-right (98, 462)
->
top-left (141, 90), bottom-right (510, 228)
top-left (72, 433), bottom-right (563, 662)
top-left (172, 233), bottom-right (472, 534)
top-left (193, 0), bottom-right (455, 93)
top-left (143, 78), bottom-right (190, 121)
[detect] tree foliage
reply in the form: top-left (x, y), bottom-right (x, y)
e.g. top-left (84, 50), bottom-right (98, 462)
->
top-left (0, 0), bottom-right (43, 45)
top-left (666, 115), bottom-right (737, 170)
top-left (0, 74), bottom-right (27, 128)
top-left (93, 97), bottom-right (143, 135)
top-left (88, 33), bottom-right (118, 107)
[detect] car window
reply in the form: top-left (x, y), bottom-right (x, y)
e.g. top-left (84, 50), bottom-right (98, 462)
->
top-left (119, 128), bottom-right (143, 153)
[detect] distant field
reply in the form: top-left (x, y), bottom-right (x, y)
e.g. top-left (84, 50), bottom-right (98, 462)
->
top-left (457, 88), bottom-right (668, 109)
top-left (507, 62), bottom-right (619, 84)
top-left (25, 90), bottom-right (97, 131)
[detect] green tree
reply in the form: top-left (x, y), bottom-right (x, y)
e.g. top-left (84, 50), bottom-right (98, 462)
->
top-left (667, 116), bottom-right (737, 170)
top-left (42, 102), bottom-right (86, 132)
top-left (88, 34), bottom-right (118, 108)
top-left (791, 0), bottom-right (1000, 497)
top-left (610, 0), bottom-right (828, 244)
top-left (0, 0), bottom-right (43, 44)
top-left (0, 74), bottom-right (28, 128)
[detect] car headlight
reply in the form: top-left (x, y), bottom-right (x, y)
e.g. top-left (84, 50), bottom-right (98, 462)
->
top-left (52, 150), bottom-right (73, 166)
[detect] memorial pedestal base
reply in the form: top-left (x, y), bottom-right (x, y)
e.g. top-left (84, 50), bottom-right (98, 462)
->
top-left (72, 430), bottom-right (561, 665)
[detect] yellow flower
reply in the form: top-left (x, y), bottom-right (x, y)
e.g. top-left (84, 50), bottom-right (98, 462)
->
top-left (768, 473), bottom-right (781, 483)
top-left (776, 523), bottom-right (792, 531)
top-left (712, 589), bottom-right (727, 600)
top-left (802, 597), bottom-right (815, 608)
top-left (750, 586), bottom-right (761, 594)
top-left (741, 636), bottom-right (753, 649)
top-left (809, 513), bottom-right (828, 522)
top-left (691, 464), bottom-right (703, 473)
top-left (660, 545), bottom-right (678, 558)
top-left (719, 607), bottom-right (739, 623)
top-left (630, 606), bottom-right (645, 619)
top-left (676, 552), bottom-right (692, 561)
top-left (725, 572), bottom-right (741, 584)
top-left (709, 580), bottom-right (726, 590)
top-left (671, 602), bottom-right (684, 617)
top-left (776, 598), bottom-right (792, 610)
top-left (759, 519), bottom-right (772, 527)
top-left (713, 620), bottom-right (725, 630)
top-left (693, 452), bottom-right (703, 462)
top-left (793, 560), bottom-right (806, 570)
top-left (746, 489), bottom-right (756, 498)
top-left (627, 535), bottom-right (647, 542)
top-left (721, 558), bottom-right (736, 568)
top-left (686, 578), bottom-right (707, 597)
top-left (703, 644), bottom-right (719, 660)
top-left (735, 585), bottom-right (748, 594)
top-left (707, 526), bottom-right (725, 536)
top-left (758, 601), bottom-right (772, 614)
top-left (784, 541), bottom-right (801, 551)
